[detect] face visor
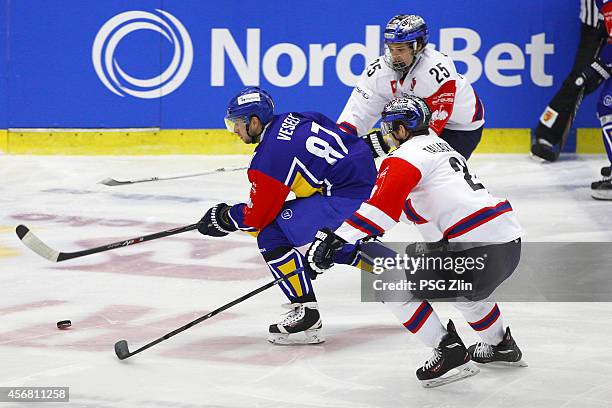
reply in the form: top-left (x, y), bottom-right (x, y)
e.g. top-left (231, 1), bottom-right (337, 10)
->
top-left (224, 115), bottom-right (248, 133)
top-left (380, 113), bottom-right (405, 136)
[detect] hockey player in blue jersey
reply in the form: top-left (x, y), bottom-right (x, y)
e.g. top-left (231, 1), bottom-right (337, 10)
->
top-left (197, 87), bottom-right (377, 344)
top-left (589, 0), bottom-right (612, 199)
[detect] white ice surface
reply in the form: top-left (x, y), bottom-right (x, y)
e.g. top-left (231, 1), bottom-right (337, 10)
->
top-left (1, 154), bottom-right (612, 408)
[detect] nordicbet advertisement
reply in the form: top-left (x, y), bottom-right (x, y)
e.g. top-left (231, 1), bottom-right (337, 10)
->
top-left (0, 0), bottom-right (598, 129)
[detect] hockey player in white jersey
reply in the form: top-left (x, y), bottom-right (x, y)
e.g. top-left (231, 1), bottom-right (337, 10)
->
top-left (339, 14), bottom-right (484, 160)
top-left (307, 96), bottom-right (526, 388)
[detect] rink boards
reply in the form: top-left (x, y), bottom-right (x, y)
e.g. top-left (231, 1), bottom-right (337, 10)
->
top-left (0, 128), bottom-right (605, 155)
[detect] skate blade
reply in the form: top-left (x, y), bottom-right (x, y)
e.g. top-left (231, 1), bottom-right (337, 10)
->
top-left (420, 362), bottom-right (480, 388)
top-left (591, 190), bottom-right (612, 200)
top-left (478, 359), bottom-right (528, 368)
top-left (267, 329), bottom-right (325, 346)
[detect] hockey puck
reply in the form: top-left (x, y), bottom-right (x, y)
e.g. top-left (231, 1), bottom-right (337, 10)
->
top-left (56, 320), bottom-right (71, 329)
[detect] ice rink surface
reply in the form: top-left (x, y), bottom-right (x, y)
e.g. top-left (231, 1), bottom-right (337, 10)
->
top-left (1, 153), bottom-right (612, 408)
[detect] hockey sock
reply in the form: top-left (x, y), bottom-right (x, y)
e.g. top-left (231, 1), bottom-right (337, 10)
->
top-left (263, 246), bottom-right (316, 303)
top-left (386, 301), bottom-right (446, 348)
top-left (599, 114), bottom-right (612, 164)
top-left (454, 301), bottom-right (504, 345)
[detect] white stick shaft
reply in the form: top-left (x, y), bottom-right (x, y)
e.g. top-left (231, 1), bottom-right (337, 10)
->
top-left (99, 166), bottom-right (248, 186)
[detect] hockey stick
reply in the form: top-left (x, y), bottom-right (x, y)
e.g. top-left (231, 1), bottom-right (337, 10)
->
top-left (114, 268), bottom-right (303, 360)
top-left (16, 223), bottom-right (199, 262)
top-left (99, 166), bottom-right (248, 186)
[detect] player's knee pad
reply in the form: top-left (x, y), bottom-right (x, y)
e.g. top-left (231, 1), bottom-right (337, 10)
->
top-left (262, 246), bottom-right (315, 302)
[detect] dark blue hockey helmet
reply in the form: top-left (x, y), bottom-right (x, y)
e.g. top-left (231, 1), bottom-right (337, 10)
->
top-left (224, 87), bottom-right (274, 133)
top-left (380, 96), bottom-right (431, 138)
top-left (383, 15), bottom-right (429, 72)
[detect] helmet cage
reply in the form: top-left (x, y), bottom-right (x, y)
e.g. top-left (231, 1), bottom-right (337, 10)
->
top-left (381, 96), bottom-right (431, 136)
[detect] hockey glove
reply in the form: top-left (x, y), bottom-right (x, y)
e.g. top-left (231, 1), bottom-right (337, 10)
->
top-left (305, 228), bottom-right (348, 275)
top-left (361, 130), bottom-right (391, 158)
top-left (575, 58), bottom-right (611, 92)
top-left (405, 240), bottom-right (447, 258)
top-left (198, 203), bottom-right (237, 237)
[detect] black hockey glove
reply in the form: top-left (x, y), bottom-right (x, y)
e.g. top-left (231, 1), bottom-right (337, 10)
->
top-left (198, 203), bottom-right (237, 237)
top-left (575, 58), bottom-right (611, 93)
top-left (305, 228), bottom-right (348, 275)
top-left (360, 130), bottom-right (391, 158)
top-left (405, 240), bottom-right (447, 258)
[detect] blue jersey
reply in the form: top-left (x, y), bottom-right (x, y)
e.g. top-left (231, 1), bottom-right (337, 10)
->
top-left (228, 111), bottom-right (376, 231)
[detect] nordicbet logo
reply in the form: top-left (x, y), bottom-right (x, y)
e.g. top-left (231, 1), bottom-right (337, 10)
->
top-left (92, 9), bottom-right (193, 99)
top-left (211, 26), bottom-right (555, 88)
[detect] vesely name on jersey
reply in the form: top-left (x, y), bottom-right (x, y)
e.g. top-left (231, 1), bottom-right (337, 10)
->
top-left (278, 113), bottom-right (302, 141)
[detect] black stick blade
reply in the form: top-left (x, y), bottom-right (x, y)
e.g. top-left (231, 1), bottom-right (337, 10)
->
top-left (16, 224), bottom-right (29, 239)
top-left (114, 340), bottom-right (131, 360)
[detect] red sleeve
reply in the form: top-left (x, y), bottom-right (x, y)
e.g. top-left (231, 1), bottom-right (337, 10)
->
top-left (424, 80), bottom-right (456, 135)
top-left (366, 157), bottom-right (422, 221)
top-left (235, 169), bottom-right (290, 230)
top-left (603, 2), bottom-right (612, 38)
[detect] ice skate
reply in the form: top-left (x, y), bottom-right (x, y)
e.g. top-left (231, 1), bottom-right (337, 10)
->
top-left (268, 302), bottom-right (324, 345)
top-left (468, 326), bottom-right (528, 367)
top-left (591, 166), bottom-right (612, 200)
top-left (416, 320), bottom-right (480, 388)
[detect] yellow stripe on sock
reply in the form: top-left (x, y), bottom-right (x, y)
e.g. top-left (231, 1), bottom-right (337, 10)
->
top-left (277, 258), bottom-right (303, 297)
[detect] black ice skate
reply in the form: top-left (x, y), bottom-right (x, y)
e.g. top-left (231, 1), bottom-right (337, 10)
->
top-left (416, 320), bottom-right (480, 388)
top-left (591, 166), bottom-right (612, 200)
top-left (268, 302), bottom-right (324, 345)
top-left (468, 326), bottom-right (528, 367)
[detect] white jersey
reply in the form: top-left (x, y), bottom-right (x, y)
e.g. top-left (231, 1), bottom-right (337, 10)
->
top-left (337, 47), bottom-right (484, 137)
top-left (335, 131), bottom-right (522, 244)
